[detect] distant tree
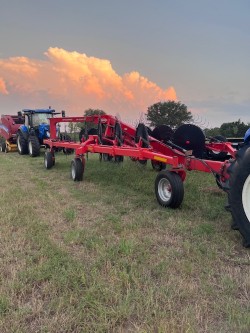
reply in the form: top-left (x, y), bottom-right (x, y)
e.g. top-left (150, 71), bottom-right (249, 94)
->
top-left (83, 108), bottom-right (106, 129)
top-left (220, 120), bottom-right (249, 138)
top-left (84, 108), bottom-right (106, 117)
top-left (146, 101), bottom-right (193, 128)
top-left (203, 127), bottom-right (221, 138)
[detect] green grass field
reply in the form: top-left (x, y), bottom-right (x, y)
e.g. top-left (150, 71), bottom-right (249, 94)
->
top-left (0, 152), bottom-right (249, 332)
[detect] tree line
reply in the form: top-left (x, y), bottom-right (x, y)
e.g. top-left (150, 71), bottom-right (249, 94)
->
top-left (68, 102), bottom-right (249, 139)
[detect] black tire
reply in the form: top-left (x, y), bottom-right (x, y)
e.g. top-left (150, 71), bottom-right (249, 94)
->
top-left (44, 151), bottom-right (54, 169)
top-left (17, 132), bottom-right (28, 155)
top-left (229, 144), bottom-right (250, 247)
top-left (151, 125), bottom-right (174, 144)
top-left (155, 170), bottom-right (184, 208)
top-left (28, 135), bottom-right (40, 157)
top-left (71, 158), bottom-right (84, 181)
top-left (0, 142), bottom-right (6, 153)
top-left (173, 124), bottom-right (205, 158)
top-left (151, 160), bottom-right (166, 171)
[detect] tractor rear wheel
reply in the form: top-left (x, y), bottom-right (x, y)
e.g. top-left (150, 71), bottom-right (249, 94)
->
top-left (44, 151), bottom-right (54, 169)
top-left (155, 170), bottom-right (184, 208)
top-left (229, 144), bottom-right (250, 247)
top-left (28, 136), bottom-right (40, 157)
top-left (71, 158), bottom-right (84, 181)
top-left (17, 132), bottom-right (28, 155)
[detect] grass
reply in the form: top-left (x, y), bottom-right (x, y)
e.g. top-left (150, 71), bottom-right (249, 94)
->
top-left (0, 151), bottom-right (249, 332)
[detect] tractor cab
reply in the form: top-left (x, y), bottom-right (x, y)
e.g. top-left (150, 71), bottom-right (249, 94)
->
top-left (23, 109), bottom-right (56, 127)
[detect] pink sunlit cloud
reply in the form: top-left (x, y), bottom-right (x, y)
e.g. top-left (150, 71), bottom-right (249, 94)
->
top-left (0, 77), bottom-right (8, 95)
top-left (0, 47), bottom-right (177, 120)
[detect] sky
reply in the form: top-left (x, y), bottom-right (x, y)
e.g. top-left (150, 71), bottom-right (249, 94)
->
top-left (0, 0), bottom-right (249, 128)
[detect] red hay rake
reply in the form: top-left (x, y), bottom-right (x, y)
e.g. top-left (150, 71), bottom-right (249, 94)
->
top-left (43, 114), bottom-right (250, 247)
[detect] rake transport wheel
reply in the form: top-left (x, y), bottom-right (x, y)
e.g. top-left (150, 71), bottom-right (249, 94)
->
top-left (155, 170), bottom-right (184, 208)
top-left (71, 158), bottom-right (84, 181)
top-left (229, 145), bottom-right (250, 247)
top-left (44, 151), bottom-right (55, 169)
top-left (17, 132), bottom-right (28, 155)
top-left (28, 135), bottom-right (40, 157)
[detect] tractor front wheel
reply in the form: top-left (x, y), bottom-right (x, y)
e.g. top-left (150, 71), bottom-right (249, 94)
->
top-left (229, 145), bottom-right (250, 247)
top-left (71, 158), bottom-right (84, 181)
top-left (28, 136), bottom-right (40, 157)
top-left (155, 170), bottom-right (184, 208)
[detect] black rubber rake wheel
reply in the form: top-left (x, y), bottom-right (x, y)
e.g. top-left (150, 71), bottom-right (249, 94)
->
top-left (173, 124), bottom-right (205, 158)
top-left (151, 125), bottom-right (174, 144)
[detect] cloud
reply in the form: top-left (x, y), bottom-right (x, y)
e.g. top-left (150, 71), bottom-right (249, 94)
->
top-left (0, 47), bottom-right (177, 120)
top-left (0, 77), bottom-right (8, 95)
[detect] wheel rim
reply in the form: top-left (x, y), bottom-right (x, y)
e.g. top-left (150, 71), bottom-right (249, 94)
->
top-left (17, 136), bottom-right (21, 152)
top-left (44, 154), bottom-right (48, 168)
top-left (71, 163), bottom-right (76, 179)
top-left (29, 141), bottom-right (33, 155)
top-left (158, 178), bottom-right (172, 203)
top-left (242, 174), bottom-right (250, 223)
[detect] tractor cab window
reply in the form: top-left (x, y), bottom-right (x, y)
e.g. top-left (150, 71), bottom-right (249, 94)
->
top-left (32, 113), bottom-right (52, 126)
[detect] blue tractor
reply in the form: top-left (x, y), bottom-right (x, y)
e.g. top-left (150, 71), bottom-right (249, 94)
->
top-left (16, 108), bottom-right (64, 157)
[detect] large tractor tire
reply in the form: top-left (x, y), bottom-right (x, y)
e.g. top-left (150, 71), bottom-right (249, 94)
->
top-left (17, 132), bottom-right (28, 155)
top-left (28, 135), bottom-right (40, 157)
top-left (155, 170), bottom-right (184, 208)
top-left (229, 144), bottom-right (250, 247)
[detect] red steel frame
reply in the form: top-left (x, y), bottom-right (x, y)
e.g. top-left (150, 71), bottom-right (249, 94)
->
top-left (44, 114), bottom-right (236, 183)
